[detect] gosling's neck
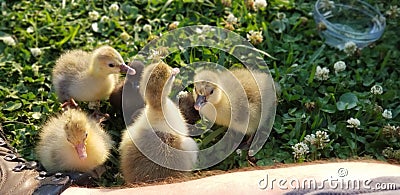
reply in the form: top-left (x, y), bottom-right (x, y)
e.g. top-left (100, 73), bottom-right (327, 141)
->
top-left (147, 76), bottom-right (174, 111)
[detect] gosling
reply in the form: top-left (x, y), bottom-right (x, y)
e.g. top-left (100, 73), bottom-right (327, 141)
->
top-left (193, 68), bottom-right (276, 147)
top-left (177, 91), bottom-right (201, 125)
top-left (109, 61), bottom-right (145, 125)
top-left (119, 62), bottom-right (198, 184)
top-left (52, 45), bottom-right (135, 109)
top-left (36, 109), bottom-right (112, 173)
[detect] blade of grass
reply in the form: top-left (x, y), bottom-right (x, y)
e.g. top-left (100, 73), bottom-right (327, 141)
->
top-left (201, 127), bottom-right (226, 147)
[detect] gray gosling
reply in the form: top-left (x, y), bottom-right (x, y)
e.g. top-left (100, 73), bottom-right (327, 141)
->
top-left (109, 61), bottom-right (145, 125)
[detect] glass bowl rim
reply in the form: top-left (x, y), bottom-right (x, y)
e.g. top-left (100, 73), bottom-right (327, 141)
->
top-left (313, 0), bottom-right (386, 38)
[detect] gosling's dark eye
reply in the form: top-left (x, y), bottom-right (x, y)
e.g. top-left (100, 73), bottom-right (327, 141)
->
top-left (85, 132), bottom-right (88, 138)
top-left (108, 63), bottom-right (115, 67)
top-left (210, 89), bottom-right (214, 95)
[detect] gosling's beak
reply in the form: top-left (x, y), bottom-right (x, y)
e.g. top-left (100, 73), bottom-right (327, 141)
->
top-left (75, 143), bottom-right (87, 160)
top-left (194, 95), bottom-right (206, 111)
top-left (120, 63), bottom-right (136, 75)
top-left (171, 68), bottom-right (180, 77)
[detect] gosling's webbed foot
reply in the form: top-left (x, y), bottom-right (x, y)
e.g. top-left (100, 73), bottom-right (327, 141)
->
top-left (246, 133), bottom-right (255, 148)
top-left (238, 134), bottom-right (258, 164)
top-left (90, 110), bottom-right (110, 123)
top-left (246, 154), bottom-right (257, 167)
top-left (61, 98), bottom-right (79, 111)
top-left (86, 165), bottom-right (106, 179)
top-left (88, 101), bottom-right (109, 123)
top-left (63, 171), bottom-right (96, 187)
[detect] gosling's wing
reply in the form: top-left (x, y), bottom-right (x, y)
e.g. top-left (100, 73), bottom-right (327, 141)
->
top-left (52, 50), bottom-right (90, 101)
top-left (53, 50), bottom-right (90, 77)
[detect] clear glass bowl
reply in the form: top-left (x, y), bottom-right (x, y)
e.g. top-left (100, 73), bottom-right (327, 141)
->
top-left (313, 0), bottom-right (386, 50)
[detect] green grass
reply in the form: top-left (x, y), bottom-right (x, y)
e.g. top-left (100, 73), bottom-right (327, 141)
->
top-left (1, 0), bottom-right (399, 187)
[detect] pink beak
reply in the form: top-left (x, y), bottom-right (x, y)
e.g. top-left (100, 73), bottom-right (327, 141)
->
top-left (120, 64), bottom-right (136, 75)
top-left (171, 68), bottom-right (180, 76)
top-left (75, 143), bottom-right (87, 160)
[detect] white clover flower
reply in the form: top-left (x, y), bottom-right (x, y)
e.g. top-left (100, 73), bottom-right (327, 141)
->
top-left (385, 124), bottom-right (397, 131)
top-left (109, 3), bottom-right (119, 12)
top-left (319, 0), bottom-right (335, 11)
top-left (304, 134), bottom-right (316, 145)
top-left (370, 85), bottom-right (383, 95)
top-left (195, 28), bottom-right (203, 34)
top-left (133, 25), bottom-right (141, 32)
top-left (382, 109), bottom-right (393, 119)
top-left (236, 149), bottom-right (242, 156)
top-left (120, 32), bottom-right (130, 42)
top-left (177, 91), bottom-right (189, 99)
top-left (254, 0), bottom-right (267, 11)
top-left (304, 131), bottom-right (330, 149)
top-left (315, 66), bottom-right (330, 81)
top-left (344, 41), bottom-right (357, 55)
top-left (247, 30), bottom-right (263, 45)
top-left (226, 13), bottom-right (238, 24)
top-left (1, 36), bottom-right (16, 46)
top-left (88, 11), bottom-right (100, 21)
top-left (100, 16), bottom-right (110, 23)
top-left (385, 5), bottom-right (400, 18)
top-left (382, 124), bottom-right (399, 138)
top-left (143, 24), bottom-right (152, 33)
top-left (315, 130), bottom-right (330, 148)
top-left (315, 131), bottom-right (328, 139)
top-left (382, 147), bottom-right (394, 158)
top-left (292, 142), bottom-right (309, 159)
top-left (347, 118), bottom-right (360, 128)
top-left (334, 60), bottom-right (346, 73)
top-left (91, 22), bottom-right (99, 32)
top-left (27, 26), bottom-right (34, 33)
top-left (248, 149), bottom-right (255, 156)
top-left (30, 47), bottom-right (42, 57)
